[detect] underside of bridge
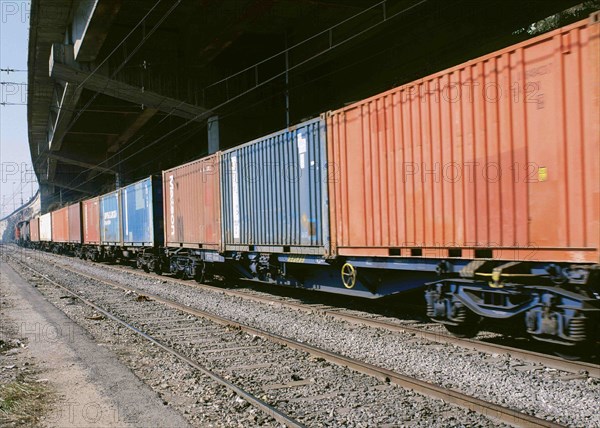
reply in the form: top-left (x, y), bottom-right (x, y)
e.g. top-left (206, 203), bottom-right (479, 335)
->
top-left (28, 0), bottom-right (593, 212)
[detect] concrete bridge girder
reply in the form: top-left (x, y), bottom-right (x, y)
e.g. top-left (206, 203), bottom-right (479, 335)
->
top-left (49, 43), bottom-right (210, 121)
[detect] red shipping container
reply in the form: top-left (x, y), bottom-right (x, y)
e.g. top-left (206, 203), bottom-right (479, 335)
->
top-left (326, 17), bottom-right (599, 263)
top-left (51, 206), bottom-right (69, 243)
top-left (82, 197), bottom-right (101, 244)
top-left (68, 202), bottom-right (82, 243)
top-left (30, 217), bottom-right (40, 242)
top-left (163, 153), bottom-right (221, 250)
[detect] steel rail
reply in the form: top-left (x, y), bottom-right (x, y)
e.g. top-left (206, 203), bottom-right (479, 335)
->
top-left (28, 257), bottom-right (567, 428)
top-left (70, 255), bottom-right (599, 379)
top-left (9, 257), bottom-right (305, 428)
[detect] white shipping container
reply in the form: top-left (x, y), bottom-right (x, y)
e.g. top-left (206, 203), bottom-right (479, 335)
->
top-left (39, 212), bottom-right (52, 241)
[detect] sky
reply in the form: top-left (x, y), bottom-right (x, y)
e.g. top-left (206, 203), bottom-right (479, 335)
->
top-left (0, 0), bottom-right (36, 218)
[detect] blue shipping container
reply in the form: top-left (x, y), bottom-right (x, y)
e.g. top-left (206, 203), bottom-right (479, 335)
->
top-left (100, 190), bottom-right (121, 245)
top-left (220, 116), bottom-right (329, 254)
top-left (120, 176), bottom-right (163, 246)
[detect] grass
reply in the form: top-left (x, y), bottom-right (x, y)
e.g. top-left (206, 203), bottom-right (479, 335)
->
top-left (0, 378), bottom-right (50, 427)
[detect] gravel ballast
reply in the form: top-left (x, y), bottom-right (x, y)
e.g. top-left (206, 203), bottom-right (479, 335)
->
top-left (14, 248), bottom-right (600, 427)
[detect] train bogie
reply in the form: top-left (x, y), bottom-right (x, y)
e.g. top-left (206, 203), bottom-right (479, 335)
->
top-left (425, 264), bottom-right (600, 346)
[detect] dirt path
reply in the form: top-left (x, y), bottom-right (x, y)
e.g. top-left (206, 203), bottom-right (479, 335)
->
top-left (0, 260), bottom-right (190, 428)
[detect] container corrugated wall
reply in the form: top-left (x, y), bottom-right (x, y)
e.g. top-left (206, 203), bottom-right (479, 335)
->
top-left (39, 213), bottom-right (52, 242)
top-left (221, 117), bottom-right (329, 254)
top-left (100, 191), bottom-right (122, 245)
top-left (327, 16), bottom-right (599, 263)
top-left (163, 154), bottom-right (221, 249)
top-left (51, 207), bottom-right (69, 242)
top-left (83, 197), bottom-right (100, 244)
top-left (30, 218), bottom-right (40, 242)
top-left (121, 176), bottom-right (163, 246)
top-left (68, 202), bottom-right (82, 243)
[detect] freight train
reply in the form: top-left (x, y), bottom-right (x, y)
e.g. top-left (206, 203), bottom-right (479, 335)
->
top-left (16, 16), bottom-right (600, 350)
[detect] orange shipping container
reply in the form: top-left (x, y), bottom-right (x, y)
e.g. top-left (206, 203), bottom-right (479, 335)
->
top-left (163, 153), bottom-right (221, 250)
top-left (68, 202), bottom-right (82, 243)
top-left (30, 217), bottom-right (40, 242)
top-left (51, 206), bottom-right (69, 243)
top-left (82, 197), bottom-right (101, 244)
top-left (326, 16), bottom-right (599, 264)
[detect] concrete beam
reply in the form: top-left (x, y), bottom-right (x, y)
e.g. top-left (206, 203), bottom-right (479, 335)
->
top-left (48, 177), bottom-right (95, 194)
top-left (50, 44), bottom-right (211, 121)
top-left (46, 152), bottom-right (115, 174)
top-left (200, 0), bottom-right (276, 65)
top-left (46, 45), bottom-right (82, 173)
top-left (48, 158), bottom-right (57, 182)
top-left (48, 81), bottom-right (83, 152)
top-left (72, 0), bottom-right (122, 62)
top-left (47, 0), bottom-right (120, 156)
top-left (108, 108), bottom-right (158, 152)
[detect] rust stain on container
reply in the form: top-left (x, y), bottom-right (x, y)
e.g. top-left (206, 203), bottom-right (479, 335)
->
top-left (82, 197), bottom-right (100, 244)
top-left (326, 18), bottom-right (599, 263)
top-left (163, 153), bottom-right (221, 250)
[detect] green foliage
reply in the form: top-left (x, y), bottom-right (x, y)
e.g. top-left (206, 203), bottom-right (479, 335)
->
top-left (514, 1), bottom-right (600, 35)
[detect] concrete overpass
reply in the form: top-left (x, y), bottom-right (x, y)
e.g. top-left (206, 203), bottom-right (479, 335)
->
top-left (28, 0), bottom-right (589, 212)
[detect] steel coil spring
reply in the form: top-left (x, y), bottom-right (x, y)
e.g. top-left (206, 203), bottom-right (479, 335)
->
top-left (568, 316), bottom-right (587, 341)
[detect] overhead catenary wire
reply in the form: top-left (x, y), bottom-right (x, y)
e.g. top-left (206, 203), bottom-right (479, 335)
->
top-left (53, 0), bottom-right (429, 195)
top-left (1, 177), bottom-right (37, 216)
top-left (0, 68), bottom-right (27, 73)
top-left (75, 0), bottom-right (165, 92)
top-left (46, 0), bottom-right (551, 207)
top-left (44, 0), bottom-right (182, 153)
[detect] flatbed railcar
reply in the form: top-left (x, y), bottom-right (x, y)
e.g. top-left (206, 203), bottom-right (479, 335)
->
top-left (18, 15), bottom-right (599, 350)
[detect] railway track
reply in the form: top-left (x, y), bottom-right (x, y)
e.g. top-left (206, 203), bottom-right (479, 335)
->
top-left (6, 250), bottom-right (576, 427)
top-left (37, 249), bottom-right (597, 379)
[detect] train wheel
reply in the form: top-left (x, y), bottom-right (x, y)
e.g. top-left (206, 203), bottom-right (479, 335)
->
top-left (445, 323), bottom-right (480, 338)
top-left (444, 306), bottom-right (481, 338)
top-left (552, 342), bottom-right (598, 361)
top-left (553, 347), bottom-right (582, 361)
